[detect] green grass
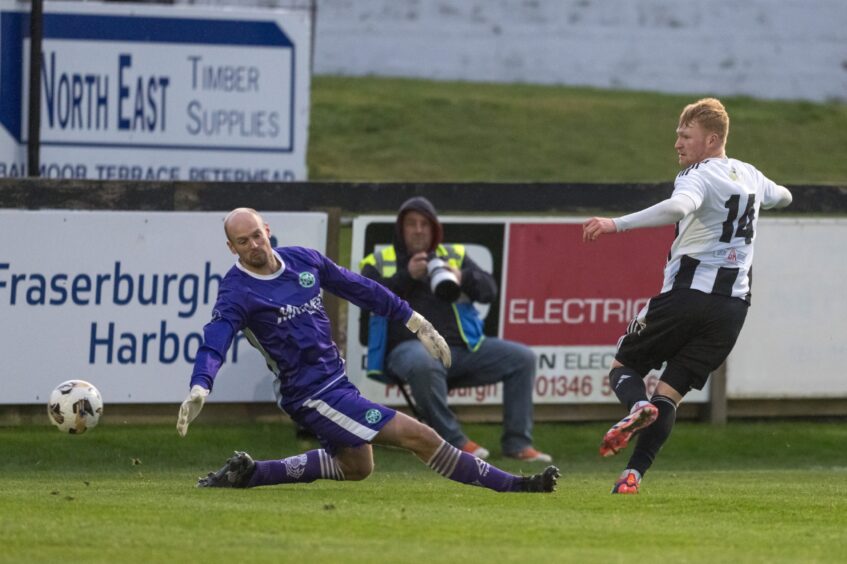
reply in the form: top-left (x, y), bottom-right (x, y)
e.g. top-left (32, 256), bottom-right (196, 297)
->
top-left (2, 421), bottom-right (846, 563)
top-left (309, 76), bottom-right (847, 184)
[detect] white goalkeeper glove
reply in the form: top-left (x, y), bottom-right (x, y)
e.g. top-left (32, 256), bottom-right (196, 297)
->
top-left (406, 311), bottom-right (452, 368)
top-left (176, 384), bottom-right (210, 437)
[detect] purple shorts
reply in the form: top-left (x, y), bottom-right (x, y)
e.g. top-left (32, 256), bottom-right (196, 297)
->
top-left (289, 380), bottom-right (396, 456)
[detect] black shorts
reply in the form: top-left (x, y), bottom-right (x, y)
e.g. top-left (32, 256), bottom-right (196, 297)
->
top-left (615, 288), bottom-right (749, 396)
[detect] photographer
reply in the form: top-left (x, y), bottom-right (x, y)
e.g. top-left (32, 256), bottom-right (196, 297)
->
top-left (360, 197), bottom-right (551, 462)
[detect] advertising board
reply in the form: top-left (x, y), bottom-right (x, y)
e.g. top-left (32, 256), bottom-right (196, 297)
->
top-left (0, 0), bottom-right (311, 181)
top-left (347, 216), bottom-right (709, 406)
top-left (0, 210), bottom-right (327, 404)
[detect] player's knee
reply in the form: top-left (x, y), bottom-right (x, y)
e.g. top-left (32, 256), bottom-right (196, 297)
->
top-left (346, 467), bottom-right (373, 482)
top-left (339, 458), bottom-right (373, 481)
top-left (608, 366), bottom-right (628, 389)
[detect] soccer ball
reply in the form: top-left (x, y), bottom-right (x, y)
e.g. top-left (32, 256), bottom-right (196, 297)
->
top-left (47, 380), bottom-right (103, 434)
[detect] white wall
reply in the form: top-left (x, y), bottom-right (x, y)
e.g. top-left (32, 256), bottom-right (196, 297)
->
top-left (310, 0), bottom-right (846, 102)
top-left (728, 218), bottom-right (847, 398)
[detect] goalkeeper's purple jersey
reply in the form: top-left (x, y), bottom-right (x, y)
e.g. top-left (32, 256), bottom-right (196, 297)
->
top-left (190, 246), bottom-right (413, 409)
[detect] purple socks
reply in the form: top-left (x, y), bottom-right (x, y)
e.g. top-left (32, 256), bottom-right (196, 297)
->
top-left (247, 442), bottom-right (526, 493)
top-left (248, 449), bottom-right (344, 487)
top-left (427, 440), bottom-right (522, 492)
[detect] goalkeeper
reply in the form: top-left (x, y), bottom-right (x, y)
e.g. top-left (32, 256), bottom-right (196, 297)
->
top-left (177, 208), bottom-right (558, 494)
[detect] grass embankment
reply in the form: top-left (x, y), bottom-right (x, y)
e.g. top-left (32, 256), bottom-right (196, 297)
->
top-left (309, 76), bottom-right (847, 184)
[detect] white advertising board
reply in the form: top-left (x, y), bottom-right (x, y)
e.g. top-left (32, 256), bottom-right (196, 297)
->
top-left (727, 218), bottom-right (847, 398)
top-left (0, 0), bottom-right (311, 181)
top-left (346, 215), bottom-right (709, 407)
top-left (0, 210), bottom-right (327, 404)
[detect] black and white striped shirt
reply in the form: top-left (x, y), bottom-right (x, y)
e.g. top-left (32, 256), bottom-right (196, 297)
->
top-left (661, 158), bottom-right (789, 302)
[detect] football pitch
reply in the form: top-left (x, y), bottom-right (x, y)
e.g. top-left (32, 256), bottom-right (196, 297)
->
top-left (1, 420), bottom-right (845, 563)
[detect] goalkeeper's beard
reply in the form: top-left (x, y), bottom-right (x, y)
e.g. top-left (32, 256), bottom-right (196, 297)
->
top-left (243, 249), bottom-right (269, 268)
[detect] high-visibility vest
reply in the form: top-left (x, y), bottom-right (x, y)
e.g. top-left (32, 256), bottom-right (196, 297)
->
top-left (360, 244), bottom-right (485, 377)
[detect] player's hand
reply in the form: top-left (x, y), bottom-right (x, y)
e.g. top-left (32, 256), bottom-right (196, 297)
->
top-left (176, 385), bottom-right (210, 437)
top-left (406, 311), bottom-right (452, 368)
top-left (582, 217), bottom-right (617, 242)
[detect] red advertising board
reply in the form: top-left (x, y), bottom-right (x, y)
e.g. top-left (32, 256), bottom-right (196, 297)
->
top-left (502, 223), bottom-right (673, 346)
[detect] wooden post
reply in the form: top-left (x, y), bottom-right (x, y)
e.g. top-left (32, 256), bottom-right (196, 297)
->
top-left (708, 361), bottom-right (728, 424)
top-left (27, 0), bottom-right (44, 177)
top-left (321, 207), bottom-right (344, 349)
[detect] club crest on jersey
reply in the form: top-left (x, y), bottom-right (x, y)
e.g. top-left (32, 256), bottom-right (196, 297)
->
top-left (729, 166), bottom-right (739, 181)
top-left (714, 248), bottom-right (746, 264)
top-left (299, 272), bottom-right (316, 288)
top-left (365, 408), bottom-right (382, 424)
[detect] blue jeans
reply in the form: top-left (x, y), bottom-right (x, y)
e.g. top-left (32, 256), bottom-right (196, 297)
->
top-left (386, 337), bottom-right (536, 454)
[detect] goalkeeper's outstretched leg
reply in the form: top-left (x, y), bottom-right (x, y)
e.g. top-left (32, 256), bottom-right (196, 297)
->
top-left (375, 410), bottom-right (559, 493)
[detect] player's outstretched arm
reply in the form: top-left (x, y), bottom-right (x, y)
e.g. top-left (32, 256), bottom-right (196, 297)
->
top-left (176, 384), bottom-right (210, 437)
top-left (406, 311), bottom-right (452, 368)
top-left (584, 195), bottom-right (695, 242)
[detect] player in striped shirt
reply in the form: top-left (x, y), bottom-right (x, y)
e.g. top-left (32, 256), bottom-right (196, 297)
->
top-left (582, 98), bottom-right (792, 494)
top-left (176, 208), bottom-right (558, 493)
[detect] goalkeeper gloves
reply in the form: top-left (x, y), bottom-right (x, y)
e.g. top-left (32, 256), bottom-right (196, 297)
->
top-left (176, 384), bottom-right (210, 437)
top-left (406, 311), bottom-right (452, 368)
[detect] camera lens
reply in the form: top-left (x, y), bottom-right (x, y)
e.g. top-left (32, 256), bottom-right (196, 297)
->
top-left (427, 255), bottom-right (461, 302)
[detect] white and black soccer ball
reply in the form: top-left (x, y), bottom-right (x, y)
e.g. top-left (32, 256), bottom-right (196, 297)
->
top-left (47, 380), bottom-right (104, 434)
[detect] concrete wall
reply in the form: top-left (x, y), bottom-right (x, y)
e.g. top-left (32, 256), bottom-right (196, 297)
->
top-left (310, 0), bottom-right (846, 102)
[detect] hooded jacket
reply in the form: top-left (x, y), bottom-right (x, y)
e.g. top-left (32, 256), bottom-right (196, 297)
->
top-left (360, 197), bottom-right (497, 374)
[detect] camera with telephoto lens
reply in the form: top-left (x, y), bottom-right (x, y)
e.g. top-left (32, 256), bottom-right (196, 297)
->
top-left (426, 253), bottom-right (461, 302)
